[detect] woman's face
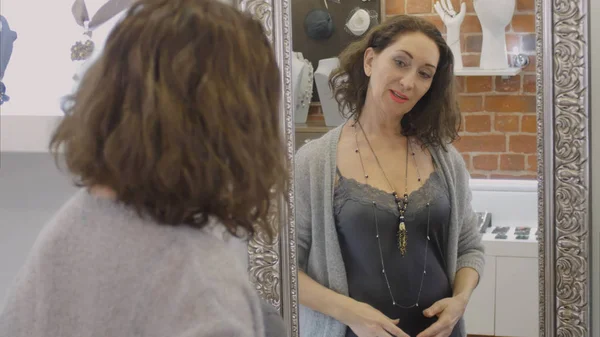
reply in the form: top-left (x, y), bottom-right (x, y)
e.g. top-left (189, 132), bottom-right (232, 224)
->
top-left (363, 31), bottom-right (440, 118)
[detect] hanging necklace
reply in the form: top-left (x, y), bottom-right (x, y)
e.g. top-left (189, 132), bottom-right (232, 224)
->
top-left (353, 120), bottom-right (430, 309)
top-left (70, 0), bottom-right (133, 61)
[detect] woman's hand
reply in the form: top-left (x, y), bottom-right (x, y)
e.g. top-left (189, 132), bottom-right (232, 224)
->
top-left (339, 299), bottom-right (409, 337)
top-left (416, 296), bottom-right (468, 337)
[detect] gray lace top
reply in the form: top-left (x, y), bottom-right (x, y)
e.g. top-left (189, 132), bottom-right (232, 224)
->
top-left (334, 169), bottom-right (460, 337)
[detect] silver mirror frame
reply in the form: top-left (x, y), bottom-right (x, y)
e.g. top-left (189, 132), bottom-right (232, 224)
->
top-left (538, 1), bottom-right (592, 337)
top-left (235, 0), bottom-right (594, 336)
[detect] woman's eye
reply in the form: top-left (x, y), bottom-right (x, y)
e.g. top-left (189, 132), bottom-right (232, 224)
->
top-left (420, 71), bottom-right (432, 79)
top-left (395, 59), bottom-right (407, 67)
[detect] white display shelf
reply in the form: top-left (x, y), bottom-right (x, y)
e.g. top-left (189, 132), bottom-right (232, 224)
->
top-left (455, 67), bottom-right (522, 77)
top-left (1, 114), bottom-right (63, 153)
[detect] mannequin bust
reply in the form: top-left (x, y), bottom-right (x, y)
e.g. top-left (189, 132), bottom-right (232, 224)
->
top-left (474, 0), bottom-right (515, 69)
top-left (292, 52), bottom-right (313, 124)
top-left (0, 15), bottom-right (18, 105)
top-left (314, 57), bottom-right (347, 127)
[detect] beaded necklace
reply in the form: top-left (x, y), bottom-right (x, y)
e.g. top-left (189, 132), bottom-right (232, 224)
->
top-left (353, 120), bottom-right (430, 309)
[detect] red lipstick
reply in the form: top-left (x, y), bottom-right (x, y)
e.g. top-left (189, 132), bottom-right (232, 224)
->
top-left (390, 90), bottom-right (408, 104)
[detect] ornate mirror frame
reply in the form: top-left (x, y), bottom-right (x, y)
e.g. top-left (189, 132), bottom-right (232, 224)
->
top-left (235, 0), bottom-right (594, 337)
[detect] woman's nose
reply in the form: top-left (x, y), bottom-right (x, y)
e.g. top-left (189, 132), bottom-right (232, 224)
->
top-left (399, 73), bottom-right (416, 92)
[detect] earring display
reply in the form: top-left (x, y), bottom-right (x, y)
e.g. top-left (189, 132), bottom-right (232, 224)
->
top-left (344, 7), bottom-right (378, 37)
top-left (304, 8), bottom-right (334, 40)
top-left (292, 0), bottom-right (381, 103)
top-left (70, 0), bottom-right (134, 61)
top-left (0, 15), bottom-right (18, 106)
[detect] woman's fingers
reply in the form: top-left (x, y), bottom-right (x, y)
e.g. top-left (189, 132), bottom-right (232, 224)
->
top-left (381, 319), bottom-right (409, 337)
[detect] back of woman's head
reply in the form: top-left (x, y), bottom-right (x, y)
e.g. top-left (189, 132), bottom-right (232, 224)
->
top-left (330, 15), bottom-right (460, 148)
top-left (51, 0), bottom-right (285, 238)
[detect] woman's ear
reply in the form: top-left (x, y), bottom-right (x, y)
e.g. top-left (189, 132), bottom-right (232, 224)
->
top-left (363, 47), bottom-right (374, 77)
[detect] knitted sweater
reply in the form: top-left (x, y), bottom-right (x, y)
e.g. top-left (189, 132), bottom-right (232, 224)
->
top-left (295, 124), bottom-right (485, 337)
top-left (0, 189), bottom-right (280, 337)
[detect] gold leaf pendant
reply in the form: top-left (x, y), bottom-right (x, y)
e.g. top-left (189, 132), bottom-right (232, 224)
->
top-left (397, 221), bottom-right (407, 256)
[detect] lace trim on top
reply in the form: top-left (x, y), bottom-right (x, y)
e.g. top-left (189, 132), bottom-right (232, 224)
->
top-left (334, 170), bottom-right (449, 221)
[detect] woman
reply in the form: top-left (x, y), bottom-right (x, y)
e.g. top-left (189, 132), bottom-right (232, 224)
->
top-left (0, 0), bottom-right (286, 336)
top-left (296, 15), bottom-right (484, 337)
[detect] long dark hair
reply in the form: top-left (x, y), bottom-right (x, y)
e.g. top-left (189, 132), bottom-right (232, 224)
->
top-left (330, 15), bottom-right (460, 148)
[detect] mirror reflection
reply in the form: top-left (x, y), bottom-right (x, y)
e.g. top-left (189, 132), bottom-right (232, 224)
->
top-left (292, 1), bottom-right (539, 337)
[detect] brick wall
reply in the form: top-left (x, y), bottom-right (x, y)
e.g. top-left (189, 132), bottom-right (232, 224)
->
top-left (307, 0), bottom-right (537, 179)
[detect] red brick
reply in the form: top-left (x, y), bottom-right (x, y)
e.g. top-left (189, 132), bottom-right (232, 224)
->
top-left (524, 55), bottom-right (536, 73)
top-left (495, 76), bottom-right (522, 93)
top-left (462, 15), bottom-right (482, 33)
top-left (500, 154), bottom-right (526, 171)
top-left (386, 0), bottom-right (405, 15)
top-left (406, 0), bottom-right (431, 13)
top-left (422, 15), bottom-right (445, 32)
top-left (495, 114), bottom-right (520, 132)
top-left (459, 95), bottom-right (484, 112)
top-left (455, 77), bottom-right (466, 93)
top-left (466, 77), bottom-right (492, 93)
top-left (512, 14), bottom-right (535, 33)
top-left (509, 135), bottom-right (537, 153)
top-left (462, 154), bottom-right (472, 169)
top-left (523, 75), bottom-right (536, 93)
top-left (517, 0), bottom-right (536, 12)
top-left (473, 154), bottom-right (499, 170)
top-left (455, 135), bottom-right (506, 152)
top-left (521, 114), bottom-right (537, 133)
top-left (465, 35), bottom-right (482, 53)
top-left (470, 173), bottom-right (489, 179)
top-left (485, 95), bottom-right (536, 113)
top-left (464, 114), bottom-right (492, 132)
top-left (527, 154), bottom-right (538, 171)
top-left (463, 55), bottom-right (480, 67)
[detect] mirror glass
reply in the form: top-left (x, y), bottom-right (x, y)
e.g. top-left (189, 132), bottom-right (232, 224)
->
top-left (291, 0), bottom-right (540, 336)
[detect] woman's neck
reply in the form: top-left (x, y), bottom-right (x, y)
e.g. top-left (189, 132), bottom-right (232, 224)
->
top-left (88, 185), bottom-right (117, 199)
top-left (357, 105), bottom-right (406, 143)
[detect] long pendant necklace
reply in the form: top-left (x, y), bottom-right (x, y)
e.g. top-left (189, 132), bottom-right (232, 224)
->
top-left (353, 120), bottom-right (430, 309)
top-left (70, 0), bottom-right (133, 61)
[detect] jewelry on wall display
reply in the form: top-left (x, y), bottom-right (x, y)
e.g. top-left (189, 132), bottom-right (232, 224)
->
top-left (345, 8), bottom-right (378, 37)
top-left (304, 8), bottom-right (334, 40)
top-left (0, 15), bottom-right (18, 106)
top-left (292, 52), bottom-right (314, 124)
top-left (473, 0), bottom-right (515, 69)
top-left (433, 1), bottom-right (465, 71)
top-left (70, 0), bottom-right (133, 61)
top-left (314, 57), bottom-right (347, 127)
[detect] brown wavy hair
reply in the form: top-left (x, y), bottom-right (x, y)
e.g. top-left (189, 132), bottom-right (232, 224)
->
top-left (50, 0), bottom-right (286, 239)
top-left (330, 15), bottom-right (460, 148)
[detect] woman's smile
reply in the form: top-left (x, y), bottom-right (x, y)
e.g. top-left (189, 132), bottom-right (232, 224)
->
top-left (390, 89), bottom-right (409, 104)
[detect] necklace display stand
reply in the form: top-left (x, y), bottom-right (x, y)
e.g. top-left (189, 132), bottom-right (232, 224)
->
top-left (292, 52), bottom-right (314, 124)
top-left (314, 57), bottom-right (347, 127)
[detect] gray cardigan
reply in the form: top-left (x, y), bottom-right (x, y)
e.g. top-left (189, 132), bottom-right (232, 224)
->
top-left (0, 189), bottom-right (283, 337)
top-left (295, 124), bottom-right (485, 337)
